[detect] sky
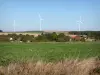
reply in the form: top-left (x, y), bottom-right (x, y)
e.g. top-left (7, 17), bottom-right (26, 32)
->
top-left (0, 0), bottom-right (100, 32)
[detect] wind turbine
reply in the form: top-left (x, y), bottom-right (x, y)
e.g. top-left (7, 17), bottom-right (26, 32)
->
top-left (13, 20), bottom-right (15, 32)
top-left (38, 13), bottom-right (43, 31)
top-left (77, 16), bottom-right (83, 31)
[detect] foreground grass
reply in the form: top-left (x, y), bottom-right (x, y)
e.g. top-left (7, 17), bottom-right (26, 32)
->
top-left (0, 42), bottom-right (100, 66)
top-left (0, 58), bottom-right (100, 75)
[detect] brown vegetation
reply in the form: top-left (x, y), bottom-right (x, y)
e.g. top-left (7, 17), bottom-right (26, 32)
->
top-left (0, 58), bottom-right (100, 75)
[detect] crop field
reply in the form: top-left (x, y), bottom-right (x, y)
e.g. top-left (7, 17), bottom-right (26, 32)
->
top-left (0, 42), bottom-right (100, 66)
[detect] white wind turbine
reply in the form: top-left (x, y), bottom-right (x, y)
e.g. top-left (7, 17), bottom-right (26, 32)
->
top-left (13, 20), bottom-right (15, 32)
top-left (77, 16), bottom-right (83, 31)
top-left (38, 13), bottom-right (44, 31)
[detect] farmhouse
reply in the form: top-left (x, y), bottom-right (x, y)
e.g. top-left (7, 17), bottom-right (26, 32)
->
top-left (69, 35), bottom-right (81, 41)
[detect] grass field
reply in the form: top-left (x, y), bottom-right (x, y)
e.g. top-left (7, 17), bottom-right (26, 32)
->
top-left (0, 42), bottom-right (100, 66)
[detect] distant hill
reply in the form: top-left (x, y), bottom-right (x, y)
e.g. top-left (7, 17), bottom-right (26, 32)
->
top-left (23, 31), bottom-right (44, 33)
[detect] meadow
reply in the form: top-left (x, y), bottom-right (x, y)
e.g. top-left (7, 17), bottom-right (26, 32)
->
top-left (0, 42), bottom-right (100, 66)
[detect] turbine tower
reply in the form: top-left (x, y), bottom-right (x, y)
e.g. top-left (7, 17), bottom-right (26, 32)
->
top-left (38, 13), bottom-right (43, 31)
top-left (77, 16), bottom-right (83, 31)
top-left (13, 20), bottom-right (15, 32)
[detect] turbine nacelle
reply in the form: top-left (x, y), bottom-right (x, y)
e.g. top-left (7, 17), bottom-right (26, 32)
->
top-left (38, 13), bottom-right (44, 20)
top-left (77, 16), bottom-right (83, 24)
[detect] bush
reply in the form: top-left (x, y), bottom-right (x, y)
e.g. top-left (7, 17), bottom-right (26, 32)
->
top-left (80, 37), bottom-right (85, 42)
top-left (64, 36), bottom-right (70, 42)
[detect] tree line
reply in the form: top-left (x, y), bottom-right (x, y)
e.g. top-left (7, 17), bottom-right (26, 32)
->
top-left (0, 32), bottom-right (70, 42)
top-left (0, 31), bottom-right (100, 42)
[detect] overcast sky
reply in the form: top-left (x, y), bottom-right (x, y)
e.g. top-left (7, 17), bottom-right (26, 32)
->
top-left (0, 0), bottom-right (100, 32)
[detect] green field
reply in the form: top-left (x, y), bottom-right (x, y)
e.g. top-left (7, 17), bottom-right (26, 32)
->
top-left (0, 42), bottom-right (100, 65)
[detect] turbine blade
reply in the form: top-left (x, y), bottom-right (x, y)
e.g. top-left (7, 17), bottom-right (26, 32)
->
top-left (80, 16), bottom-right (81, 21)
top-left (77, 21), bottom-right (80, 23)
top-left (38, 13), bottom-right (42, 19)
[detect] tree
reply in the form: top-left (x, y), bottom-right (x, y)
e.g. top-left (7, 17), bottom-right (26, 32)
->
top-left (58, 33), bottom-right (65, 38)
top-left (8, 34), bottom-right (18, 41)
top-left (43, 33), bottom-right (52, 41)
top-left (51, 32), bottom-right (58, 41)
top-left (21, 34), bottom-right (34, 42)
top-left (57, 33), bottom-right (69, 42)
top-left (0, 30), bottom-right (3, 32)
top-left (35, 35), bottom-right (48, 42)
